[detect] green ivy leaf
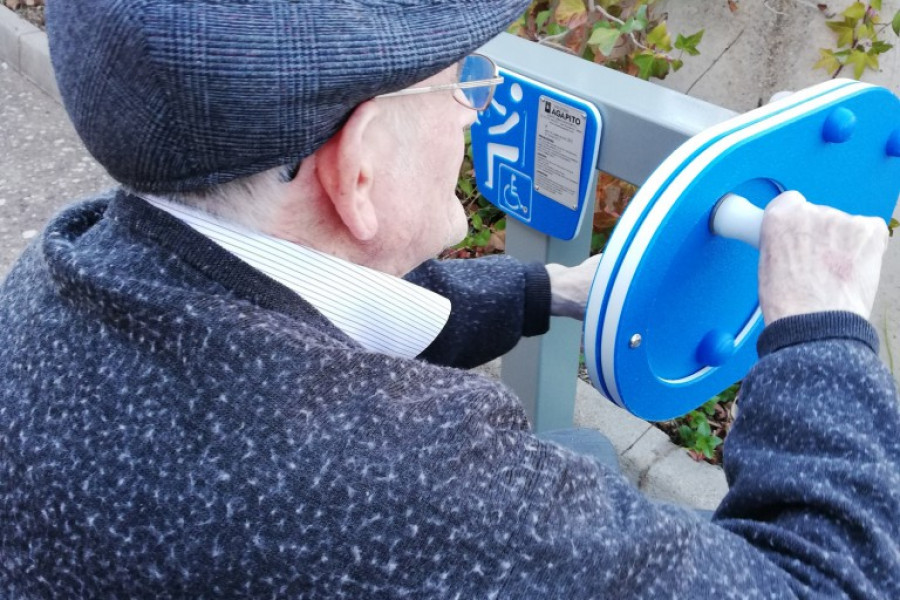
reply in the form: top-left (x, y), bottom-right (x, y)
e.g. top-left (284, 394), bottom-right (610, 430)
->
top-left (865, 49), bottom-right (880, 70)
top-left (589, 25), bottom-right (623, 57)
top-left (827, 20), bottom-right (857, 48)
top-left (646, 23), bottom-right (672, 51)
top-left (871, 40), bottom-right (894, 54)
top-left (674, 30), bottom-right (704, 56)
top-left (872, 0), bottom-right (883, 11)
top-left (696, 438), bottom-right (713, 459)
top-left (843, 2), bottom-right (867, 21)
top-left (892, 10), bottom-right (900, 36)
top-left (650, 56), bottom-right (670, 79)
top-left (814, 48), bottom-right (842, 74)
top-left (634, 5), bottom-right (648, 23)
top-left (545, 22), bottom-right (566, 36)
top-left (455, 235), bottom-right (473, 250)
top-left (633, 52), bottom-right (656, 79)
top-left (619, 17), bottom-right (641, 35)
top-left (536, 9), bottom-right (551, 31)
top-left (620, 9), bottom-right (649, 34)
top-left (848, 48), bottom-right (870, 78)
top-left (696, 435), bottom-right (723, 459)
top-left (696, 419), bottom-right (712, 437)
top-left (858, 22), bottom-right (876, 41)
top-left (591, 231), bottom-right (608, 254)
top-left (720, 382), bottom-right (741, 403)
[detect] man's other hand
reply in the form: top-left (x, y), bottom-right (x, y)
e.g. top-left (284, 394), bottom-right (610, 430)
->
top-left (546, 253), bottom-right (603, 320)
top-left (759, 190), bottom-right (889, 324)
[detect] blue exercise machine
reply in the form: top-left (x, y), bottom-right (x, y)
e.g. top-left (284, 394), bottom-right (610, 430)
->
top-left (472, 34), bottom-right (900, 425)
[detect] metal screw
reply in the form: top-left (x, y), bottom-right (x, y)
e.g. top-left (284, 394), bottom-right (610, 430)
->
top-left (629, 334), bottom-right (642, 349)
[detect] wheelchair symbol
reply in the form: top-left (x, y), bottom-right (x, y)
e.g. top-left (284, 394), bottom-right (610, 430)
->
top-left (499, 164), bottom-right (533, 222)
top-left (504, 175), bottom-right (525, 211)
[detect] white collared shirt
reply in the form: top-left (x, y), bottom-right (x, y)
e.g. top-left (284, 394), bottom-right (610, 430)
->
top-left (142, 196), bottom-right (451, 359)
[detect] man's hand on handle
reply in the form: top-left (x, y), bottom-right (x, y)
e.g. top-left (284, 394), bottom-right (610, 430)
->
top-left (759, 190), bottom-right (889, 324)
top-left (546, 253), bottom-right (602, 320)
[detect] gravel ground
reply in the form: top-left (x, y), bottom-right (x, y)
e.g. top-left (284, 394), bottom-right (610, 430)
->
top-left (8, 2), bottom-right (44, 29)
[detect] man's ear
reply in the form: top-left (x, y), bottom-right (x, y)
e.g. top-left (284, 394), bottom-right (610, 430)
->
top-left (314, 101), bottom-right (382, 242)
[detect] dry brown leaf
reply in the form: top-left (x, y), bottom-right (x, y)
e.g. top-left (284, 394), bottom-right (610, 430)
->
top-left (555, 0), bottom-right (587, 26)
top-left (487, 232), bottom-right (506, 253)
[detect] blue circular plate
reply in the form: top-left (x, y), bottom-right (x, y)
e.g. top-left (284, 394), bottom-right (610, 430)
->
top-left (586, 83), bottom-right (900, 421)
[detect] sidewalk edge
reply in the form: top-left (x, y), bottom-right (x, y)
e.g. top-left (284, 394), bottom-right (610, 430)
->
top-left (0, 6), bottom-right (60, 103)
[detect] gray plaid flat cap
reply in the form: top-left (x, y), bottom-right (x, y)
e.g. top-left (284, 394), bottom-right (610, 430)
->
top-left (46, 0), bottom-right (530, 193)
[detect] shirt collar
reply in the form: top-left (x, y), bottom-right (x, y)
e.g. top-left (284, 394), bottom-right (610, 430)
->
top-left (142, 196), bottom-right (450, 359)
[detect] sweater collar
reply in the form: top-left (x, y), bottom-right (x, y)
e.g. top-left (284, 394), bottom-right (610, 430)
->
top-left (139, 196), bottom-right (451, 359)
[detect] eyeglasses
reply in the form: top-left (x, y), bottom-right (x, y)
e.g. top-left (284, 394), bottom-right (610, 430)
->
top-left (375, 54), bottom-right (502, 111)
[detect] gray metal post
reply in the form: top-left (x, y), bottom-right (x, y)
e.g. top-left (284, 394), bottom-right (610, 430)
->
top-left (501, 218), bottom-right (594, 432)
top-left (482, 34), bottom-right (738, 430)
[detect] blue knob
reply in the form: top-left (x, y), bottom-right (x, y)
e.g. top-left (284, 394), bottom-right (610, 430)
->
top-left (697, 330), bottom-right (736, 367)
top-left (822, 107), bottom-right (857, 144)
top-left (887, 129), bottom-right (900, 157)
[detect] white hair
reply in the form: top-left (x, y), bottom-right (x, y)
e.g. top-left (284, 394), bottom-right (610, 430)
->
top-left (163, 164), bottom-right (294, 232)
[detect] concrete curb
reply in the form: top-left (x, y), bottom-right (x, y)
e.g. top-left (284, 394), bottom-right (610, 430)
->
top-left (0, 6), bottom-right (59, 103)
top-left (575, 377), bottom-right (727, 510)
top-left (0, 5), bottom-right (729, 512)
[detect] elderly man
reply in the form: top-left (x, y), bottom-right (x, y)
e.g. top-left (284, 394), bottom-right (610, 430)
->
top-left (0, 0), bottom-right (897, 598)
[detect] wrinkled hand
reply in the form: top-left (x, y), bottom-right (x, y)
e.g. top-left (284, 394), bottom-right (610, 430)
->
top-left (546, 253), bottom-right (603, 320)
top-left (759, 191), bottom-right (889, 324)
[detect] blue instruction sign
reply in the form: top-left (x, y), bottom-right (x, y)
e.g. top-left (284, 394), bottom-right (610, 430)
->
top-left (470, 69), bottom-right (602, 240)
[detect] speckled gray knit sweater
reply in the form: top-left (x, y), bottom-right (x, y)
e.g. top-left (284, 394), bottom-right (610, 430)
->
top-left (1, 191), bottom-right (898, 599)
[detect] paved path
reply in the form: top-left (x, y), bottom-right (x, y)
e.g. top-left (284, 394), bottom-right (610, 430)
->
top-left (663, 0), bottom-right (900, 112)
top-left (0, 61), bottom-right (112, 275)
